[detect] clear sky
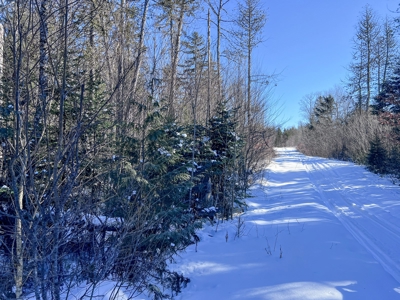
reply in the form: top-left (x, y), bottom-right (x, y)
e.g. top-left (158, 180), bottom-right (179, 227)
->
top-left (254, 0), bottom-right (399, 128)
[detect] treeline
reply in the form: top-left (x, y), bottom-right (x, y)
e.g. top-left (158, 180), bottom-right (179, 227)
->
top-left (282, 5), bottom-right (400, 179)
top-left (0, 0), bottom-right (275, 299)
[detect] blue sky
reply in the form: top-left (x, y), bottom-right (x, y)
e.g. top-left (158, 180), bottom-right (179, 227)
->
top-left (253, 0), bottom-right (399, 128)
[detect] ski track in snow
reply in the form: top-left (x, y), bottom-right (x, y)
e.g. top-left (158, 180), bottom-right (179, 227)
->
top-left (300, 149), bottom-right (400, 284)
top-left (163, 148), bottom-right (400, 299)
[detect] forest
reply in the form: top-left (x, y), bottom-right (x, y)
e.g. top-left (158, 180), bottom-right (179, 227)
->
top-left (1, 0), bottom-right (400, 299)
top-left (0, 0), bottom-right (275, 299)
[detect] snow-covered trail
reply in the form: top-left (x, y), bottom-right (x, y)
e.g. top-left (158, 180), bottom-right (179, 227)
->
top-left (301, 148), bottom-right (400, 284)
top-left (168, 147), bottom-right (400, 300)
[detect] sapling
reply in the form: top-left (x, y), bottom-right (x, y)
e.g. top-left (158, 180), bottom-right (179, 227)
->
top-left (265, 237), bottom-right (272, 255)
top-left (234, 215), bottom-right (246, 239)
top-left (296, 218), bottom-right (305, 232)
top-left (274, 226), bottom-right (284, 252)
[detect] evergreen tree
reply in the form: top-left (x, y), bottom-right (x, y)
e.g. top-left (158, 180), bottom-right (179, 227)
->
top-left (314, 95), bottom-right (335, 125)
top-left (209, 101), bottom-right (244, 219)
top-left (0, 0), bottom-right (277, 297)
top-left (387, 145), bottom-right (400, 177)
top-left (367, 134), bottom-right (388, 174)
top-left (373, 61), bottom-right (400, 143)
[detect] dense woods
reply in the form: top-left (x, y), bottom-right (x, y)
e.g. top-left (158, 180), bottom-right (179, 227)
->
top-left (0, 0), bottom-right (275, 299)
top-left (3, 0), bottom-right (400, 299)
top-left (278, 5), bottom-right (400, 181)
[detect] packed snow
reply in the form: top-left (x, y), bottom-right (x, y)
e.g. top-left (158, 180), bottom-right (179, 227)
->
top-left (62, 147), bottom-right (400, 299)
top-left (169, 147), bottom-right (400, 299)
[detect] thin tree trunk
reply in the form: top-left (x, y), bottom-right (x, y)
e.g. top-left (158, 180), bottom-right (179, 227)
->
top-left (39, 0), bottom-right (48, 108)
top-left (207, 8), bottom-right (211, 124)
top-left (131, 0), bottom-right (149, 98)
top-left (168, 1), bottom-right (185, 118)
top-left (245, 16), bottom-right (252, 191)
top-left (116, 0), bottom-right (125, 136)
top-left (247, 34), bottom-right (251, 128)
top-left (124, 0), bottom-right (150, 122)
top-left (50, 1), bottom-right (69, 298)
top-left (14, 185), bottom-right (24, 300)
top-left (216, 0), bottom-right (222, 101)
top-left (0, 23), bottom-right (4, 182)
top-left (383, 19), bottom-right (394, 87)
top-left (12, 1), bottom-right (25, 296)
top-left (37, 3), bottom-right (50, 296)
top-left (366, 37), bottom-right (371, 112)
top-left (0, 23), bottom-right (3, 81)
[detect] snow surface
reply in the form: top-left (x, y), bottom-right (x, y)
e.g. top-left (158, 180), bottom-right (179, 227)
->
top-left (168, 147), bottom-right (400, 299)
top-left (58, 147), bottom-right (400, 299)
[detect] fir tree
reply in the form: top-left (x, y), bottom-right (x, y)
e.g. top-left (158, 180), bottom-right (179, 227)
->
top-left (367, 134), bottom-right (388, 174)
top-left (387, 146), bottom-right (400, 177)
top-left (209, 101), bottom-right (244, 219)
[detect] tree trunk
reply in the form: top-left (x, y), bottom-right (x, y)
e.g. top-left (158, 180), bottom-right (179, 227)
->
top-left (11, 1), bottom-right (25, 296)
top-left (50, 1), bottom-right (69, 298)
top-left (207, 8), bottom-right (211, 123)
top-left (168, 1), bottom-right (185, 118)
top-left (131, 0), bottom-right (150, 100)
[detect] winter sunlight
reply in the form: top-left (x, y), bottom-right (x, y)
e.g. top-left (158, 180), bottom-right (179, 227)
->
top-left (168, 148), bottom-right (400, 299)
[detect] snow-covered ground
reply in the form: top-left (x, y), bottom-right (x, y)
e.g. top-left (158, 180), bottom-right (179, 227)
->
top-left (64, 147), bottom-right (400, 299)
top-left (168, 147), bottom-right (400, 299)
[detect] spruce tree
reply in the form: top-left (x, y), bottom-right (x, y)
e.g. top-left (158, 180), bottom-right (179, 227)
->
top-left (367, 134), bottom-right (388, 174)
top-left (209, 101), bottom-right (244, 219)
top-left (314, 95), bottom-right (335, 125)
